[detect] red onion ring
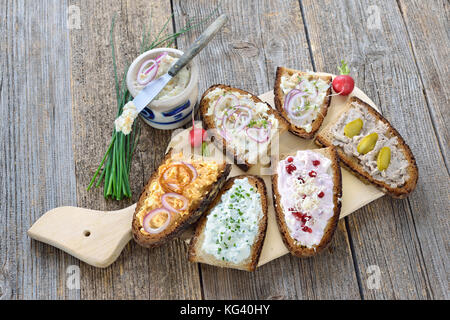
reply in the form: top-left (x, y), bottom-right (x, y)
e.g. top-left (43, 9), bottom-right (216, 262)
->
top-left (214, 94), bottom-right (239, 121)
top-left (161, 193), bottom-right (188, 213)
top-left (246, 122), bottom-right (272, 143)
top-left (223, 105), bottom-right (252, 132)
top-left (181, 162), bottom-right (198, 181)
top-left (163, 161), bottom-right (197, 182)
top-left (155, 52), bottom-right (168, 63)
top-left (142, 208), bottom-right (171, 234)
top-left (137, 59), bottom-right (158, 85)
top-left (284, 89), bottom-right (314, 121)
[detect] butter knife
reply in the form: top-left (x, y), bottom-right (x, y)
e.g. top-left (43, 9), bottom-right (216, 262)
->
top-left (132, 14), bottom-right (228, 112)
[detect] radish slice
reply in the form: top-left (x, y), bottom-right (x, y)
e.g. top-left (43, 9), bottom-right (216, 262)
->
top-left (137, 59), bottom-right (158, 85)
top-left (142, 208), bottom-right (171, 234)
top-left (181, 162), bottom-right (198, 181)
top-left (161, 193), bottom-right (188, 213)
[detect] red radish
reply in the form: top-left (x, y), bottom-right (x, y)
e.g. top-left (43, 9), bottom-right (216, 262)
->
top-left (189, 110), bottom-right (207, 147)
top-left (189, 128), bottom-right (207, 147)
top-left (332, 60), bottom-right (354, 96)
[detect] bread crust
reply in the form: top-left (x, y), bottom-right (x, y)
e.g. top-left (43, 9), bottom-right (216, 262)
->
top-left (315, 96), bottom-right (418, 198)
top-left (271, 147), bottom-right (342, 257)
top-left (188, 175), bottom-right (268, 271)
top-left (132, 148), bottom-right (232, 248)
top-left (274, 67), bottom-right (332, 139)
top-left (199, 84), bottom-right (288, 171)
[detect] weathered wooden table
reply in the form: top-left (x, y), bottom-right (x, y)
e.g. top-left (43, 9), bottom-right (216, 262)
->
top-left (1, 0), bottom-right (448, 300)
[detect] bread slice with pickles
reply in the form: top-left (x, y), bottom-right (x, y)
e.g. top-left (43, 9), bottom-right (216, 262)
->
top-left (199, 84), bottom-right (288, 172)
top-left (274, 67), bottom-right (332, 139)
top-left (315, 96), bottom-right (418, 198)
top-left (132, 149), bottom-right (231, 248)
top-left (272, 147), bottom-right (342, 257)
top-left (188, 175), bottom-right (268, 271)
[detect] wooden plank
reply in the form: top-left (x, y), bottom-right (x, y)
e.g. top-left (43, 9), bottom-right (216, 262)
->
top-left (68, 0), bottom-right (201, 299)
top-left (0, 0), bottom-right (79, 299)
top-left (172, 0), bottom-right (361, 299)
top-left (397, 0), bottom-right (449, 169)
top-left (301, 0), bottom-right (449, 299)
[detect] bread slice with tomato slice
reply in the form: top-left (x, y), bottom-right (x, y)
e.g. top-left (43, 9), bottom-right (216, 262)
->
top-left (315, 96), bottom-right (418, 198)
top-left (274, 67), bottom-right (332, 139)
top-left (272, 147), bottom-right (342, 257)
top-left (132, 149), bottom-right (231, 248)
top-left (199, 84), bottom-right (288, 172)
top-left (188, 175), bottom-right (268, 271)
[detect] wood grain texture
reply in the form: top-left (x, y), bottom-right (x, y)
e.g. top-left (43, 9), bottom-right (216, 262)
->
top-left (396, 0), bottom-right (449, 170)
top-left (1, 0), bottom-right (448, 300)
top-left (301, 0), bottom-right (449, 299)
top-left (172, 0), bottom-right (361, 299)
top-left (0, 0), bottom-right (79, 299)
top-left (68, 0), bottom-right (201, 299)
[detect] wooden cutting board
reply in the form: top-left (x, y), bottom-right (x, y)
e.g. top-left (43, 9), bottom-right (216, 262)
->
top-left (28, 79), bottom-right (384, 268)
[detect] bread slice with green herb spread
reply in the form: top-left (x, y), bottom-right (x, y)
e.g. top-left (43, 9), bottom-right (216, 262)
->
top-left (272, 147), bottom-right (342, 257)
top-left (200, 84), bottom-right (288, 171)
top-left (274, 67), bottom-right (332, 139)
top-left (315, 96), bottom-right (418, 198)
top-left (188, 175), bottom-right (268, 271)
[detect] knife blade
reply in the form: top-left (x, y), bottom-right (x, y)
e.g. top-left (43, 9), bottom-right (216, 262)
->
top-left (132, 14), bottom-right (228, 113)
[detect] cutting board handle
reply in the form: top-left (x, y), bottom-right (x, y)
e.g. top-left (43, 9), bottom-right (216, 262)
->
top-left (27, 204), bottom-right (136, 268)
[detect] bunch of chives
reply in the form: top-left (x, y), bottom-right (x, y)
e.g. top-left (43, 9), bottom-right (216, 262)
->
top-left (87, 9), bottom-right (218, 200)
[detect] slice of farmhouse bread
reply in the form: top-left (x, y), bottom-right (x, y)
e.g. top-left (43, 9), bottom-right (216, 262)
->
top-left (274, 67), bottom-right (332, 139)
top-left (200, 84), bottom-right (288, 172)
top-left (272, 147), bottom-right (342, 257)
top-left (315, 96), bottom-right (418, 198)
top-left (188, 175), bottom-right (268, 271)
top-left (132, 149), bottom-right (231, 248)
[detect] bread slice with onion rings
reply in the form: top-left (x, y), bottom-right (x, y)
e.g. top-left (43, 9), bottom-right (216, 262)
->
top-left (132, 148), bottom-right (231, 248)
top-left (200, 84), bottom-right (288, 172)
top-left (274, 67), bottom-right (332, 139)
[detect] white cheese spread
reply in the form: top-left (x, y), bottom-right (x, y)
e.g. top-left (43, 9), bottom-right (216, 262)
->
top-left (201, 178), bottom-right (263, 264)
top-left (134, 54), bottom-right (190, 100)
top-left (280, 72), bottom-right (330, 132)
top-left (205, 87), bottom-right (279, 164)
top-left (114, 101), bottom-right (138, 135)
top-left (277, 150), bottom-right (335, 248)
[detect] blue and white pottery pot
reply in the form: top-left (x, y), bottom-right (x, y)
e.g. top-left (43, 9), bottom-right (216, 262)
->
top-left (126, 48), bottom-right (199, 130)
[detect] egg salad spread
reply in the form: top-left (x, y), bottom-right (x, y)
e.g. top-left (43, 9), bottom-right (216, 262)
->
top-left (137, 153), bottom-right (221, 235)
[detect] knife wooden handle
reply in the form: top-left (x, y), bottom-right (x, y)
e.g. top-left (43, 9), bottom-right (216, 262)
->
top-left (168, 14), bottom-right (228, 77)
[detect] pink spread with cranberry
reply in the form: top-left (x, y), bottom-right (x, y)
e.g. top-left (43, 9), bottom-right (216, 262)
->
top-left (277, 150), bottom-right (335, 248)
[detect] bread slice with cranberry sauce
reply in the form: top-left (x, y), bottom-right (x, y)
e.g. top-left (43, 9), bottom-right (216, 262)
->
top-left (272, 147), bottom-right (342, 257)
